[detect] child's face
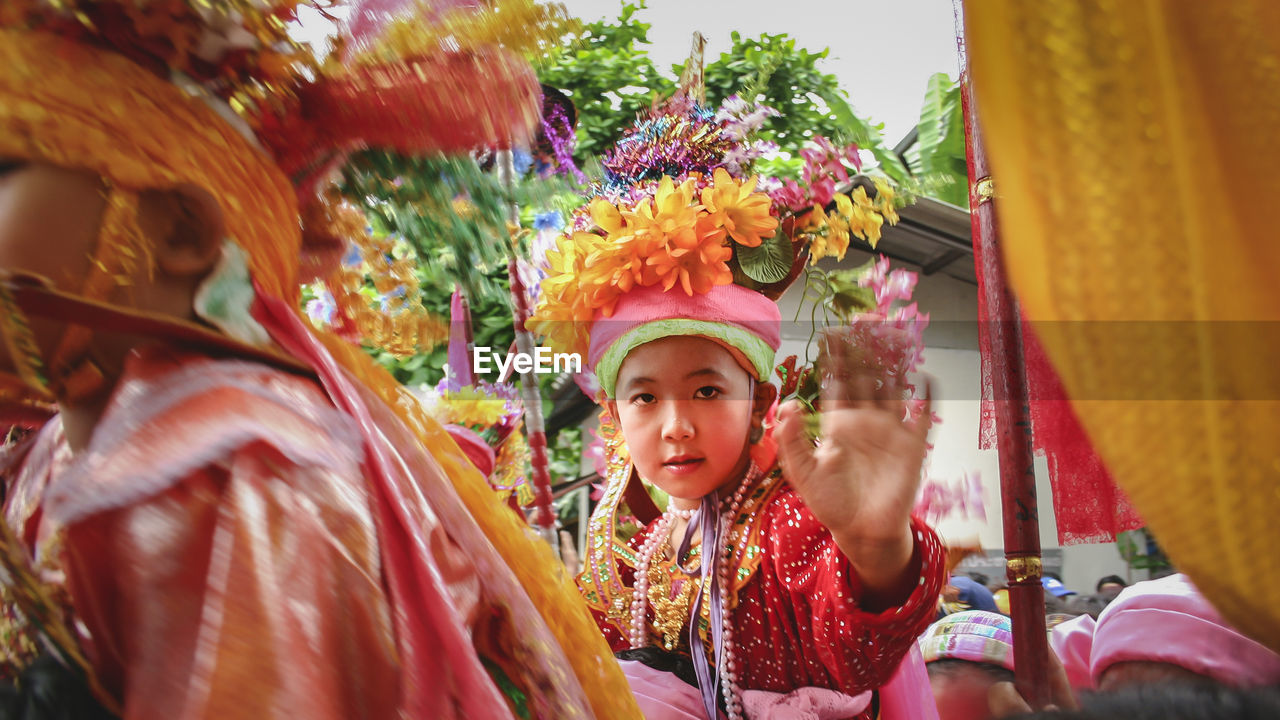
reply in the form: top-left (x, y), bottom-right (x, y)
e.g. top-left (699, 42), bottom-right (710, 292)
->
top-left (0, 160), bottom-right (104, 373)
top-left (610, 335), bottom-right (758, 506)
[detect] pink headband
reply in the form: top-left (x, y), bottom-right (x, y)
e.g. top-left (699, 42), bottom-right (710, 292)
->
top-left (1069, 574), bottom-right (1280, 688)
top-left (918, 610), bottom-right (1015, 672)
top-left (588, 284), bottom-right (781, 398)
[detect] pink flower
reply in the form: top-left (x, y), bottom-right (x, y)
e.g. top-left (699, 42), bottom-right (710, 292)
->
top-left (810, 176), bottom-right (836, 208)
top-left (800, 135), bottom-right (861, 185)
top-left (878, 269), bottom-right (918, 307)
top-left (585, 428), bottom-right (608, 479)
top-left (769, 179), bottom-right (809, 213)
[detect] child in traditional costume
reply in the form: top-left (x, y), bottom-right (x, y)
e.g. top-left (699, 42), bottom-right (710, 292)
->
top-left (530, 85), bottom-right (946, 719)
top-left (0, 2), bottom-right (636, 718)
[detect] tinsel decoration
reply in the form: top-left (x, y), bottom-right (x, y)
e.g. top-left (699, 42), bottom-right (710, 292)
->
top-left (602, 96), bottom-right (731, 189)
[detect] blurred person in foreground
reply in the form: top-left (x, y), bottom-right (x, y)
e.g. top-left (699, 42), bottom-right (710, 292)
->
top-left (1050, 573), bottom-right (1280, 692)
top-left (0, 1), bottom-right (636, 719)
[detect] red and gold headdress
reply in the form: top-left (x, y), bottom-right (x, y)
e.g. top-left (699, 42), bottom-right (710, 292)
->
top-left (0, 0), bottom-right (560, 406)
top-left (0, 4), bottom-right (642, 717)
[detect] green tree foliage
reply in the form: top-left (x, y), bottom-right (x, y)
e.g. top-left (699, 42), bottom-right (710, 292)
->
top-left (535, 2), bottom-right (675, 160)
top-left (537, 2), bottom-right (904, 182)
top-left (701, 32), bottom-right (910, 184)
top-left (904, 72), bottom-right (968, 207)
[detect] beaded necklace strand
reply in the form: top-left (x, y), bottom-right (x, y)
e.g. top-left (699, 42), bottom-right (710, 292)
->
top-left (629, 463), bottom-right (762, 720)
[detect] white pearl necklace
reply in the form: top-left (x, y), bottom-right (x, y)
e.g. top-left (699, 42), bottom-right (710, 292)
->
top-left (629, 465), bottom-right (761, 720)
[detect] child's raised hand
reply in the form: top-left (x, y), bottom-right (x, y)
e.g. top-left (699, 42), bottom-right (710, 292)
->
top-left (775, 328), bottom-right (933, 604)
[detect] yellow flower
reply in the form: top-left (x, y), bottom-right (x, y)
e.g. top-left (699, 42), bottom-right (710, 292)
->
top-left (800, 205), bottom-right (829, 264)
top-left (626, 176), bottom-right (699, 238)
top-left (872, 178), bottom-right (899, 222)
top-left (826, 212), bottom-right (852, 261)
top-left (539, 232), bottom-right (590, 303)
top-left (645, 214), bottom-right (731, 295)
top-left (529, 231), bottom-right (600, 354)
top-left (589, 197), bottom-right (627, 237)
top-left (834, 192), bottom-right (855, 221)
top-left (848, 187), bottom-right (885, 248)
top-left (700, 168), bottom-right (779, 248)
top-left (528, 296), bottom-right (591, 358)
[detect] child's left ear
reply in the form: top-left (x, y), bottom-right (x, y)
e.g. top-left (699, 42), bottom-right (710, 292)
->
top-left (141, 184), bottom-right (225, 278)
top-left (752, 380), bottom-right (778, 423)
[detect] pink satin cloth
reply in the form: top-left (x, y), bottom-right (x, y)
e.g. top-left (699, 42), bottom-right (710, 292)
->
top-left (1050, 573), bottom-right (1280, 688)
top-left (877, 644), bottom-right (940, 720)
top-left (620, 660), bottom-right (707, 720)
top-left (444, 423), bottom-right (496, 477)
top-left (1049, 614), bottom-right (1097, 690)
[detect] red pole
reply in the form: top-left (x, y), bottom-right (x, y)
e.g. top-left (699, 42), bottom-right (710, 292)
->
top-left (954, 1), bottom-right (1052, 706)
top-left (506, 256), bottom-right (557, 535)
top-left (496, 149), bottom-right (558, 546)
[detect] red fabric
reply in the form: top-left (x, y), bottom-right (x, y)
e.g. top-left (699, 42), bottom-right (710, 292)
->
top-left (977, 316), bottom-right (1142, 544)
top-left (444, 424), bottom-right (495, 478)
top-left (1021, 328), bottom-right (1143, 544)
top-left (591, 486), bottom-right (945, 719)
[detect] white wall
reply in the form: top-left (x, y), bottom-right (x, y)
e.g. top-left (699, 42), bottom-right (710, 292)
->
top-left (776, 248), bottom-right (1131, 595)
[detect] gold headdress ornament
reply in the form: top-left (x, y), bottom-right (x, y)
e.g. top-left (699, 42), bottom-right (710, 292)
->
top-left (0, 2), bottom-right (639, 716)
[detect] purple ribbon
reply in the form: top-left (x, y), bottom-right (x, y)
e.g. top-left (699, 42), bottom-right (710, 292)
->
top-left (687, 491), bottom-right (724, 720)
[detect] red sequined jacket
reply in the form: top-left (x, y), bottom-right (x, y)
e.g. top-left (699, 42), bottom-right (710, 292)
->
top-left (580, 466), bottom-right (945, 710)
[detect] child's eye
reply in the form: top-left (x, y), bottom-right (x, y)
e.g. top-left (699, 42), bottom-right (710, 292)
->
top-left (630, 392), bottom-right (656, 406)
top-left (694, 386), bottom-right (720, 399)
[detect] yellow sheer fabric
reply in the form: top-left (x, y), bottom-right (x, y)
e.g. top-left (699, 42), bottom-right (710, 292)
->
top-left (964, 0), bottom-right (1280, 651)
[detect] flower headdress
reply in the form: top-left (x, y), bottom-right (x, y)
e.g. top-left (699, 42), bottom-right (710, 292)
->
top-left (527, 66), bottom-right (902, 397)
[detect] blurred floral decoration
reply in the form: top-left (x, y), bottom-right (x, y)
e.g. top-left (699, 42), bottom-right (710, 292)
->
top-left (915, 470), bottom-right (986, 526)
top-left (527, 87), bottom-right (904, 367)
top-left (417, 374), bottom-right (534, 505)
top-left (776, 256), bottom-right (933, 441)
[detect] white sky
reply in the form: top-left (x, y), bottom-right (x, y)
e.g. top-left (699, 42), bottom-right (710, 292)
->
top-left (556, 0), bottom-right (963, 146)
top-left (296, 0), bottom-right (963, 146)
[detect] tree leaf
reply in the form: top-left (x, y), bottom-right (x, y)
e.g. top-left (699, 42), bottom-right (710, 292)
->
top-left (814, 86), bottom-right (912, 185)
top-left (736, 230), bottom-right (793, 283)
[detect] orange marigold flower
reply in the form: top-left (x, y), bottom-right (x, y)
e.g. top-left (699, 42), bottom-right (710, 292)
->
top-left (625, 176), bottom-right (700, 238)
top-left (645, 213), bottom-right (732, 295)
top-left (700, 168), bottom-right (778, 248)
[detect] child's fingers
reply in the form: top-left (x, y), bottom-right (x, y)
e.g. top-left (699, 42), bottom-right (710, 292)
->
top-left (775, 400), bottom-right (817, 482)
top-left (819, 330), bottom-right (876, 412)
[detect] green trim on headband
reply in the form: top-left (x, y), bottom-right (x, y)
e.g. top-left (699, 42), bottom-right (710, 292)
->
top-left (597, 319), bottom-right (776, 398)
